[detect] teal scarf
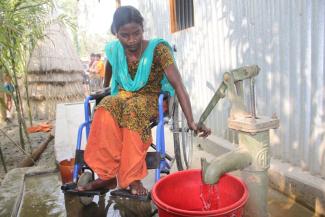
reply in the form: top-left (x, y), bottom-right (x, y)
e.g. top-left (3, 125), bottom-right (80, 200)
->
top-left (105, 38), bottom-right (175, 96)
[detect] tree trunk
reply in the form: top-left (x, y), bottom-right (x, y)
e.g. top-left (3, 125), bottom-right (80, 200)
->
top-left (0, 94), bottom-right (7, 123)
top-left (23, 65), bottom-right (33, 127)
top-left (18, 134), bottom-right (54, 167)
top-left (0, 74), bottom-right (7, 123)
top-left (9, 37), bottom-right (31, 152)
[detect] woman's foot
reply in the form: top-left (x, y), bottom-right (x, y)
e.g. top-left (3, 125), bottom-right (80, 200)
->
top-left (129, 180), bottom-right (148, 196)
top-left (77, 178), bottom-right (117, 192)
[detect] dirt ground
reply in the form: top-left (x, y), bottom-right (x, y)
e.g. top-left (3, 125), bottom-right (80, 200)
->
top-left (0, 120), bottom-right (55, 184)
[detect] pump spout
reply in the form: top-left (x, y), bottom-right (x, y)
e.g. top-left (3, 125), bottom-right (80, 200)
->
top-left (202, 148), bottom-right (252, 184)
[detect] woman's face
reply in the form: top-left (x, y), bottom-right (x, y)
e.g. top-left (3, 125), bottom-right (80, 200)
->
top-left (116, 22), bottom-right (143, 52)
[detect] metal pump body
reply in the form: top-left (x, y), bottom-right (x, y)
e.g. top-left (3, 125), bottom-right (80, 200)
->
top-left (200, 65), bottom-right (279, 217)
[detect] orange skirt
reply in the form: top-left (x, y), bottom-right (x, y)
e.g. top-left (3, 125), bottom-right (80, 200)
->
top-left (84, 107), bottom-right (152, 188)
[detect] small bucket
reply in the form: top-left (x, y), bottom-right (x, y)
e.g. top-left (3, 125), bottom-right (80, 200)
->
top-left (59, 158), bottom-right (75, 184)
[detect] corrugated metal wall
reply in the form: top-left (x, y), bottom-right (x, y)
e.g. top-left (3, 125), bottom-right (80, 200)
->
top-left (122, 0), bottom-right (325, 177)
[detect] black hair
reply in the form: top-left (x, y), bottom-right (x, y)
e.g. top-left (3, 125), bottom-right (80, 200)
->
top-left (111, 6), bottom-right (144, 35)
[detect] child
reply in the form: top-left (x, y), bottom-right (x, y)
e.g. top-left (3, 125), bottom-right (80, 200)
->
top-left (3, 74), bottom-right (14, 120)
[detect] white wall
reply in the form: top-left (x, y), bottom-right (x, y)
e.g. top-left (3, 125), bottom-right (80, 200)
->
top-left (55, 102), bottom-right (88, 162)
top-left (123, 0), bottom-right (325, 178)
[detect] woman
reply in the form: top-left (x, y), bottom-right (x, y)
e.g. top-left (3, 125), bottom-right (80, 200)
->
top-left (78, 6), bottom-right (211, 196)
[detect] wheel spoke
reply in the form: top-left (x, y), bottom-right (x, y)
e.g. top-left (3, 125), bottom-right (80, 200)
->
top-left (171, 96), bottom-right (193, 171)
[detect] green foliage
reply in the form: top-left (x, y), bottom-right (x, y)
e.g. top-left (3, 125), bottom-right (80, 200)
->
top-left (0, 0), bottom-right (55, 150)
top-left (0, 0), bottom-right (54, 77)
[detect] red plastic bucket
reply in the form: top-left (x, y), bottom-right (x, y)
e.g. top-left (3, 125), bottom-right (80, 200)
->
top-left (152, 169), bottom-right (248, 217)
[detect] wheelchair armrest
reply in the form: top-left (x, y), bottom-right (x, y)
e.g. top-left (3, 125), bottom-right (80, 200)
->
top-left (160, 91), bottom-right (172, 111)
top-left (160, 91), bottom-right (170, 100)
top-left (89, 87), bottom-right (111, 100)
top-left (89, 87), bottom-right (111, 105)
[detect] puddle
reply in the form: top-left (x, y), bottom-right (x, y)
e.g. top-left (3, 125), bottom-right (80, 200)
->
top-left (18, 173), bottom-right (65, 217)
top-left (17, 173), bottom-right (157, 217)
top-left (64, 194), bottom-right (156, 217)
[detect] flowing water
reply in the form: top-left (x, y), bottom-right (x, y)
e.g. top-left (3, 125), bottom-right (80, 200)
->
top-left (200, 183), bottom-right (220, 211)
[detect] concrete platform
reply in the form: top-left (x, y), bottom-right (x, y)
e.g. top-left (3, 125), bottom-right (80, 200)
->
top-left (0, 166), bottom-right (59, 217)
top-left (0, 141), bottom-right (316, 217)
top-left (53, 102), bottom-right (323, 215)
top-left (0, 102), bottom-right (320, 216)
top-left (197, 134), bottom-right (325, 216)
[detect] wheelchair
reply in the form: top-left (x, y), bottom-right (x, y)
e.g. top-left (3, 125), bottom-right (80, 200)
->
top-left (61, 87), bottom-right (193, 204)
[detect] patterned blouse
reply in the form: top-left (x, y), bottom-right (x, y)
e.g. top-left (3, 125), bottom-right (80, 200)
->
top-left (97, 43), bottom-right (174, 142)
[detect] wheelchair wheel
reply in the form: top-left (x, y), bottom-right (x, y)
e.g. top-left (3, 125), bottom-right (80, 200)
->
top-left (77, 171), bottom-right (94, 206)
top-left (171, 97), bottom-right (193, 171)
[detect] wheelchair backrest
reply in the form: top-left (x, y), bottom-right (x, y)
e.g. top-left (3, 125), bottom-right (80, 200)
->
top-left (88, 88), bottom-right (177, 125)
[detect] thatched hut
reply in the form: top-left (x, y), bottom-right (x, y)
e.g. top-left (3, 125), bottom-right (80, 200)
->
top-left (27, 23), bottom-right (84, 120)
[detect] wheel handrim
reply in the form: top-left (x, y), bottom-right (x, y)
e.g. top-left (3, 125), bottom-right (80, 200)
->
top-left (172, 96), bottom-right (193, 171)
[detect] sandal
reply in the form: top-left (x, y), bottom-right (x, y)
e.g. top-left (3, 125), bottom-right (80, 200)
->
top-left (129, 180), bottom-right (148, 196)
top-left (76, 178), bottom-right (117, 192)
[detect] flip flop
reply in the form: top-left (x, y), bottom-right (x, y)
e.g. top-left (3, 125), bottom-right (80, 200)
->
top-left (76, 177), bottom-right (117, 192)
top-left (110, 189), bottom-right (151, 201)
top-left (66, 188), bottom-right (109, 197)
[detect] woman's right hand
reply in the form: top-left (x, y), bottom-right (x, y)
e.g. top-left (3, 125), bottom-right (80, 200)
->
top-left (188, 121), bottom-right (211, 138)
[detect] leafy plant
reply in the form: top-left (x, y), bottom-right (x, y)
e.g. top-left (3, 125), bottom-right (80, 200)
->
top-left (0, 0), bottom-right (55, 152)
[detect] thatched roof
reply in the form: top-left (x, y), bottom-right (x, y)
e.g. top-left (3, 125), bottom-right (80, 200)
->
top-left (28, 23), bottom-right (84, 74)
top-left (25, 22), bottom-right (85, 120)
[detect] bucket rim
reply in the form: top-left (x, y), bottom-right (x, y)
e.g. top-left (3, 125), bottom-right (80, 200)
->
top-left (152, 169), bottom-right (249, 216)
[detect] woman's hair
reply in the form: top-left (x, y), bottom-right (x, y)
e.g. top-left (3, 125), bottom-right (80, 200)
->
top-left (111, 6), bottom-right (144, 35)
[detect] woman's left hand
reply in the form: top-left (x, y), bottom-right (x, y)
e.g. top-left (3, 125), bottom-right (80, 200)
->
top-left (188, 122), bottom-right (211, 138)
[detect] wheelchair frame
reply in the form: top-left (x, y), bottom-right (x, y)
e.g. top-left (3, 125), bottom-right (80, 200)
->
top-left (62, 88), bottom-right (193, 199)
top-left (72, 89), bottom-right (172, 184)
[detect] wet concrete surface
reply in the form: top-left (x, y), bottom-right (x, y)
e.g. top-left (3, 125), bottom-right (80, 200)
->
top-left (15, 171), bottom-right (316, 217)
top-left (18, 173), bottom-right (65, 217)
top-left (15, 168), bottom-right (158, 217)
top-left (11, 127), bottom-right (316, 217)
top-left (63, 170), bottom-right (158, 217)
top-left (14, 144), bottom-right (316, 217)
top-left (268, 188), bottom-right (315, 217)
top-left (64, 194), bottom-right (155, 217)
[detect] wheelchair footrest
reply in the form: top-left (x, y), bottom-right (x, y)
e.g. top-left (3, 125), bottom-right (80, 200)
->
top-left (110, 189), bottom-right (151, 201)
top-left (146, 152), bottom-right (161, 169)
top-left (61, 182), bottom-right (109, 196)
top-left (160, 169), bottom-right (170, 175)
top-left (61, 182), bottom-right (77, 191)
top-left (65, 189), bottom-right (109, 197)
